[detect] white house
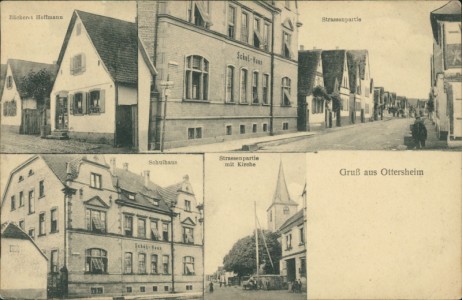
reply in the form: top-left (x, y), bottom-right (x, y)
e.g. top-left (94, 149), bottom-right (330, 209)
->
top-left (1, 222), bottom-right (48, 299)
top-left (347, 50), bottom-right (374, 122)
top-left (1, 59), bottom-right (57, 133)
top-left (50, 10), bottom-right (156, 150)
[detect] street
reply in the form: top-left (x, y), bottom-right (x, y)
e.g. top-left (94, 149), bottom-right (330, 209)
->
top-left (257, 117), bottom-right (450, 151)
top-left (0, 127), bottom-right (135, 153)
top-left (204, 286), bottom-right (306, 300)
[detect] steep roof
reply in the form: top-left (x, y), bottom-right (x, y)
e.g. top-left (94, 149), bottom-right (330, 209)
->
top-left (347, 50), bottom-right (368, 80)
top-left (321, 50), bottom-right (346, 94)
top-left (346, 53), bottom-right (360, 93)
top-left (278, 209), bottom-right (304, 233)
top-left (6, 59), bottom-right (58, 98)
top-left (1, 222), bottom-right (48, 260)
top-left (40, 154), bottom-right (95, 184)
top-left (430, 1), bottom-right (462, 40)
top-left (57, 10), bottom-right (138, 85)
top-left (0, 64), bottom-right (7, 97)
top-left (298, 50), bottom-right (322, 96)
top-left (269, 161), bottom-right (299, 208)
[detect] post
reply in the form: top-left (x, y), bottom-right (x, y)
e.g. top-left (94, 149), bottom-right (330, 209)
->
top-left (255, 201), bottom-right (259, 277)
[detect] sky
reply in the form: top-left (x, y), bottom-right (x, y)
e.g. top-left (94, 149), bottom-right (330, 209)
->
top-left (298, 1), bottom-right (451, 99)
top-left (1, 1), bottom-right (136, 64)
top-left (204, 153), bottom-right (306, 274)
top-left (0, 154), bottom-right (204, 204)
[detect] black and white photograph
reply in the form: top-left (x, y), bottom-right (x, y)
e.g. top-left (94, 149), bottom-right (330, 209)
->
top-left (204, 153), bottom-right (306, 300)
top-left (0, 154), bottom-right (204, 299)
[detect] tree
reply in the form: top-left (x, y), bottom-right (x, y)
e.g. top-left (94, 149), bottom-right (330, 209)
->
top-left (331, 94), bottom-right (343, 126)
top-left (18, 68), bottom-right (55, 109)
top-left (223, 230), bottom-right (281, 277)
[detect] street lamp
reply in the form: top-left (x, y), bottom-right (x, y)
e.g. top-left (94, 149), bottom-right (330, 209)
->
top-left (160, 61), bottom-right (179, 152)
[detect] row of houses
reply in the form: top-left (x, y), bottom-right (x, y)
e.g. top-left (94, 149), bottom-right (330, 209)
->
top-left (1, 155), bottom-right (204, 298)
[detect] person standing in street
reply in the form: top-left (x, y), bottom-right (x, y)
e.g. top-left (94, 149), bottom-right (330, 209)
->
top-left (209, 281), bottom-right (214, 293)
top-left (412, 117), bottom-right (427, 149)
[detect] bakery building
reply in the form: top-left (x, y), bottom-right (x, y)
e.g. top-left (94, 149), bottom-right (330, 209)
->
top-left (0, 155), bottom-right (203, 298)
top-left (138, 0), bottom-right (301, 149)
top-left (50, 10), bottom-right (156, 150)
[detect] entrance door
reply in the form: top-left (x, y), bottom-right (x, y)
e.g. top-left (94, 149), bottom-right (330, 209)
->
top-left (116, 105), bottom-right (135, 147)
top-left (55, 97), bottom-right (68, 130)
top-left (286, 258), bottom-right (296, 282)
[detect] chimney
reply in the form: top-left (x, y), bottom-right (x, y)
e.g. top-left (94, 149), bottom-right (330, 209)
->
top-left (110, 158), bottom-right (116, 174)
top-left (143, 170), bottom-right (150, 187)
top-left (123, 163), bottom-right (129, 171)
top-left (300, 45), bottom-right (304, 51)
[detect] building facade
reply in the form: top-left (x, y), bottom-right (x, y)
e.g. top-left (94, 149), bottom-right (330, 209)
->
top-left (1, 59), bottom-right (57, 133)
top-left (0, 155), bottom-right (203, 298)
top-left (1, 223), bottom-right (48, 299)
top-left (138, 0), bottom-right (301, 149)
top-left (430, 1), bottom-right (462, 141)
top-left (50, 10), bottom-right (155, 149)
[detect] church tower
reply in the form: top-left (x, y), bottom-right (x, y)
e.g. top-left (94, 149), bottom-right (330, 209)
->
top-left (267, 161), bottom-right (299, 232)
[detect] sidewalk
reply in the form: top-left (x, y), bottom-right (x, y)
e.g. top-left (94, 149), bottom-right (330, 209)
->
top-left (164, 132), bottom-right (316, 153)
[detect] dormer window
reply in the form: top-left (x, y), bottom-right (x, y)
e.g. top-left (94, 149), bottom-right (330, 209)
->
top-left (90, 173), bottom-right (102, 189)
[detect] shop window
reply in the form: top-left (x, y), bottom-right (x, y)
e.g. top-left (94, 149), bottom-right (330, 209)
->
top-left (226, 66), bottom-right (235, 103)
top-left (124, 215), bottom-right (133, 236)
top-left (138, 218), bottom-right (146, 238)
top-left (124, 252), bottom-right (133, 274)
top-left (226, 125), bottom-right (232, 135)
top-left (51, 249), bottom-right (59, 273)
top-left (252, 72), bottom-right (259, 104)
top-left (241, 12), bottom-right (249, 43)
top-left (183, 227), bottom-right (194, 244)
top-left (183, 256), bottom-right (195, 275)
top-left (85, 248), bottom-right (108, 274)
top-left (185, 55), bottom-right (208, 101)
top-left (151, 220), bottom-right (160, 240)
top-left (162, 223), bottom-right (169, 241)
top-left (90, 173), bottom-right (102, 189)
top-left (281, 77), bottom-right (292, 106)
top-left (240, 69), bottom-right (248, 103)
top-left (86, 208), bottom-right (106, 233)
top-left (70, 53), bottom-right (86, 75)
top-left (50, 208), bottom-right (58, 233)
top-left (39, 213), bottom-right (46, 236)
top-left (151, 254), bottom-right (158, 274)
top-left (28, 190), bottom-right (35, 214)
top-left (185, 200), bottom-right (191, 212)
top-left (263, 74), bottom-right (269, 104)
top-left (3, 100), bottom-right (17, 116)
top-left (228, 5), bottom-right (235, 38)
top-left (138, 253), bottom-right (147, 274)
top-left (39, 180), bottom-right (45, 198)
top-left (163, 255), bottom-right (170, 274)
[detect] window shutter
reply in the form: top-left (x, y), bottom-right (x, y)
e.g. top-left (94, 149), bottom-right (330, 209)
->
top-left (69, 94), bottom-right (74, 115)
top-left (99, 89), bottom-right (105, 113)
top-left (82, 92), bottom-right (88, 114)
top-left (81, 53), bottom-right (86, 72)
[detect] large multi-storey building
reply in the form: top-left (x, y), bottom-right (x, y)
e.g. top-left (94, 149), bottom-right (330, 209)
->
top-left (138, 0), bottom-right (301, 149)
top-left (430, 0), bottom-right (461, 142)
top-left (0, 155), bottom-right (203, 298)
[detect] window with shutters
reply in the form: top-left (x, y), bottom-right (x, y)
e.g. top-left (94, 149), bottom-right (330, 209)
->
top-left (185, 55), bottom-right (209, 101)
top-left (85, 248), bottom-right (108, 274)
top-left (71, 53), bottom-right (86, 75)
top-left (183, 256), bottom-right (195, 275)
top-left (89, 90), bottom-right (102, 114)
top-left (86, 208), bottom-right (106, 233)
top-left (73, 92), bottom-right (84, 114)
top-left (189, 0), bottom-right (211, 28)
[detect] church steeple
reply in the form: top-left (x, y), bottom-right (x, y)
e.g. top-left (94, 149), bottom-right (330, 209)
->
top-left (267, 161), bottom-right (299, 232)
